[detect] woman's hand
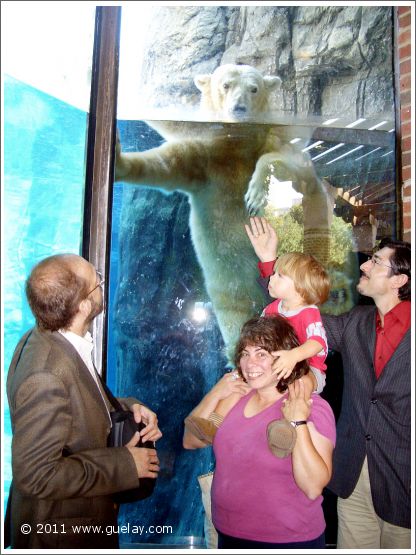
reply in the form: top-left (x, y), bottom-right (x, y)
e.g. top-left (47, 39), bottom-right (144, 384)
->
top-left (183, 371), bottom-right (251, 450)
top-left (282, 379), bottom-right (312, 423)
top-left (211, 371), bottom-right (252, 401)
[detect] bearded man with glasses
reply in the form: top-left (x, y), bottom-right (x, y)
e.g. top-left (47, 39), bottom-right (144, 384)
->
top-left (323, 238), bottom-right (411, 549)
top-left (6, 254), bottom-right (162, 549)
top-left (247, 222), bottom-right (411, 549)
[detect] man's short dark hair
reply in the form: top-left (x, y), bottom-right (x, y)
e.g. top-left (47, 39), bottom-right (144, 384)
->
top-left (26, 254), bottom-right (89, 331)
top-left (378, 238), bottom-right (411, 301)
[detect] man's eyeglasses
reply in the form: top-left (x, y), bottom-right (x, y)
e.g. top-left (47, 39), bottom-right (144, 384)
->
top-left (87, 271), bottom-right (105, 296)
top-left (367, 255), bottom-right (392, 270)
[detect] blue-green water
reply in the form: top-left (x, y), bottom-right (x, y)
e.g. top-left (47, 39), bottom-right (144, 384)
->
top-left (3, 75), bottom-right (87, 510)
top-left (3, 79), bottom-right (209, 546)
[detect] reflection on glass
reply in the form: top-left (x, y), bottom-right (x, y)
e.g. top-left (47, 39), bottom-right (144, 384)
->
top-left (110, 5), bottom-right (396, 547)
top-left (3, 3), bottom-right (96, 514)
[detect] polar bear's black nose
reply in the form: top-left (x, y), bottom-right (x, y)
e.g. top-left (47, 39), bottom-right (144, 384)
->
top-left (233, 105), bottom-right (247, 114)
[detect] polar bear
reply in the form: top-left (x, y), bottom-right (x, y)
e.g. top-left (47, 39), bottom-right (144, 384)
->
top-left (115, 64), bottom-right (332, 360)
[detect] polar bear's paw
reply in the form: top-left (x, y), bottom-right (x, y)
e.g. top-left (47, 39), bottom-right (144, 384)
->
top-left (244, 174), bottom-right (269, 215)
top-left (114, 130), bottom-right (124, 180)
top-left (114, 130), bottom-right (133, 181)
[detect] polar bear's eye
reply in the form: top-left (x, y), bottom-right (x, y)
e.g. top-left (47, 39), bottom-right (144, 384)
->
top-left (223, 82), bottom-right (230, 90)
top-left (250, 86), bottom-right (258, 94)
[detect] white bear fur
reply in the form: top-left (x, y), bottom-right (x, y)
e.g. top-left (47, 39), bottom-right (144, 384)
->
top-left (115, 64), bottom-right (330, 361)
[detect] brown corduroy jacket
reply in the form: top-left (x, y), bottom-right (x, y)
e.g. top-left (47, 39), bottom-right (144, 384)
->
top-left (6, 327), bottom-right (142, 549)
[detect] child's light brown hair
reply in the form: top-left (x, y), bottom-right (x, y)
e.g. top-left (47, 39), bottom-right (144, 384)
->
top-left (274, 252), bottom-right (330, 305)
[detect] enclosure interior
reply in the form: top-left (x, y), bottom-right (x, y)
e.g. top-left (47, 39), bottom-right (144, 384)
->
top-left (3, 4), bottom-right (398, 549)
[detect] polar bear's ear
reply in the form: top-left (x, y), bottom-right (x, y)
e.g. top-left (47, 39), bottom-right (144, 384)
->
top-left (194, 74), bottom-right (212, 93)
top-left (264, 76), bottom-right (281, 91)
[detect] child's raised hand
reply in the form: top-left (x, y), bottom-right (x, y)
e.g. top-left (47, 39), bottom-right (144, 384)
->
top-left (244, 216), bottom-right (278, 262)
top-left (271, 349), bottom-right (299, 380)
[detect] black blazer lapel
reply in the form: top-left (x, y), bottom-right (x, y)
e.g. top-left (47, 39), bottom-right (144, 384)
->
top-left (388, 329), bottom-right (411, 363)
top-left (360, 307), bottom-right (377, 388)
top-left (365, 307), bottom-right (377, 355)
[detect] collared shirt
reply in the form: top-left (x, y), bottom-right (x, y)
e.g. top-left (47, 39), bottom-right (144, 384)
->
top-left (374, 300), bottom-right (411, 378)
top-left (59, 329), bottom-right (111, 420)
top-left (59, 329), bottom-right (97, 381)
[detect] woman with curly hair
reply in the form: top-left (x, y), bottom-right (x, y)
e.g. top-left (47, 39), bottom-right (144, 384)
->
top-left (184, 315), bottom-right (335, 549)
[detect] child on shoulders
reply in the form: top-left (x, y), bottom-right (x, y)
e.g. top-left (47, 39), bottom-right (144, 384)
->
top-left (184, 216), bottom-right (330, 458)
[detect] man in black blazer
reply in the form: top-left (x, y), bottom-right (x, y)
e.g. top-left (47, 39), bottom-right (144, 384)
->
top-left (322, 239), bottom-right (410, 549)
top-left (6, 254), bottom-right (162, 549)
top-left (245, 218), bottom-right (411, 549)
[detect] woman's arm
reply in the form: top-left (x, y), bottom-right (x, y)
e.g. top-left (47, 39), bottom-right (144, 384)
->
top-left (291, 421), bottom-right (333, 499)
top-left (183, 372), bottom-right (250, 449)
top-left (282, 380), bottom-right (334, 499)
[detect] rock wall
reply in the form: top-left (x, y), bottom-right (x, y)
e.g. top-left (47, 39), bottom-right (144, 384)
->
top-left (138, 6), bottom-right (393, 118)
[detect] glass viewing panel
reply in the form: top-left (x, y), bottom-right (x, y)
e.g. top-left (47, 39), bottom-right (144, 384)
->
top-left (2, 3), bottom-right (96, 512)
top-left (110, 5), bottom-right (397, 547)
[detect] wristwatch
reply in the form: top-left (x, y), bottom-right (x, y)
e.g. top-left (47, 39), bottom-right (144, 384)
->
top-left (290, 420), bottom-right (307, 428)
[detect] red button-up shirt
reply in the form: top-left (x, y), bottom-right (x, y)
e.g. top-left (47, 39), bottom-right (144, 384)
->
top-left (374, 300), bottom-right (411, 378)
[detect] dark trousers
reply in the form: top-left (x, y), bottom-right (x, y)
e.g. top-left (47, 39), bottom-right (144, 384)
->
top-left (217, 530), bottom-right (326, 549)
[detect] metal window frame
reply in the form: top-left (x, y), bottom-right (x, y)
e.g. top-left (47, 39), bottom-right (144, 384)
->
top-left (82, 6), bottom-right (121, 378)
top-left (392, 6), bottom-right (404, 240)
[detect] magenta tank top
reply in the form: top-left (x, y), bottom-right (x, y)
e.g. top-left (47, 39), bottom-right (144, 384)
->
top-left (212, 390), bottom-right (336, 543)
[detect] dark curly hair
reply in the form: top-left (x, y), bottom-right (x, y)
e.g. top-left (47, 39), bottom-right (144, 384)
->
top-left (234, 315), bottom-right (309, 393)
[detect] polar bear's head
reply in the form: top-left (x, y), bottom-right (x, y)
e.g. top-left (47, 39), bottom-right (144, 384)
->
top-left (194, 64), bottom-right (281, 121)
